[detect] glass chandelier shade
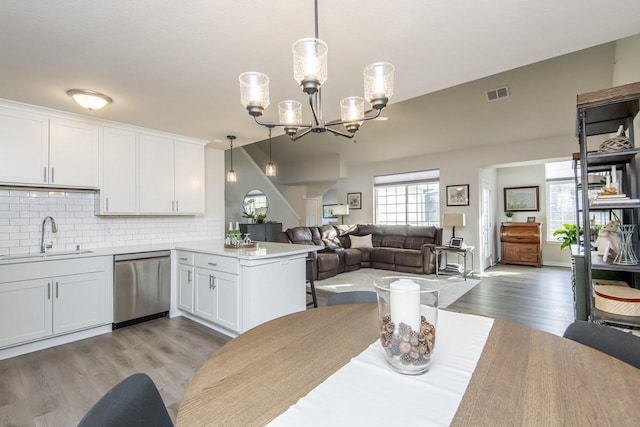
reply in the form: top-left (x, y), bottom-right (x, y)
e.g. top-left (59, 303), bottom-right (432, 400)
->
top-left (239, 72), bottom-right (270, 116)
top-left (363, 62), bottom-right (395, 109)
top-left (226, 169), bottom-right (237, 183)
top-left (292, 38), bottom-right (328, 94)
top-left (340, 97), bottom-right (365, 132)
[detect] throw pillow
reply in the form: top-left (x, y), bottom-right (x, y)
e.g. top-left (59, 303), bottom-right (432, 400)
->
top-left (350, 234), bottom-right (373, 249)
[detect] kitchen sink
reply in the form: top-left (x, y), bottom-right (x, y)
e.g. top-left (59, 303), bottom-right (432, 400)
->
top-left (0, 250), bottom-right (94, 261)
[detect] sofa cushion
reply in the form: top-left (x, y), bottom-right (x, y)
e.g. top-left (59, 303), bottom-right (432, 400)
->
top-left (408, 226), bottom-right (438, 240)
top-left (286, 227), bottom-right (315, 245)
top-left (357, 224), bottom-right (384, 246)
top-left (383, 225), bottom-right (409, 237)
top-left (350, 234), bottom-right (373, 249)
top-left (395, 249), bottom-right (423, 267)
top-left (405, 236), bottom-right (430, 250)
top-left (319, 225), bottom-right (341, 248)
top-left (370, 248), bottom-right (396, 264)
top-left (381, 235), bottom-right (405, 248)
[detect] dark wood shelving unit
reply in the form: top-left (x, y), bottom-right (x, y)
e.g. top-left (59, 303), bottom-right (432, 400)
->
top-left (572, 81), bottom-right (640, 328)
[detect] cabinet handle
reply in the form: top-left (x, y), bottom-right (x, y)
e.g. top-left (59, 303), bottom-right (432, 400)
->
top-left (212, 274), bottom-right (217, 290)
top-left (51, 167), bottom-right (55, 183)
top-left (43, 167), bottom-right (47, 182)
top-left (209, 274), bottom-right (213, 289)
top-left (208, 262), bottom-right (218, 266)
top-left (106, 197), bottom-right (109, 212)
top-left (180, 257), bottom-right (188, 261)
top-left (172, 200), bottom-right (175, 212)
top-left (55, 281), bottom-right (59, 298)
top-left (47, 282), bottom-right (51, 300)
top-left (187, 269), bottom-right (192, 283)
top-left (176, 200), bottom-right (179, 212)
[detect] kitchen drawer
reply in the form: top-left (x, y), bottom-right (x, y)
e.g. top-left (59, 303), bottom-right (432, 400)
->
top-left (519, 245), bottom-right (538, 254)
top-left (194, 253), bottom-right (238, 275)
top-left (176, 251), bottom-right (194, 265)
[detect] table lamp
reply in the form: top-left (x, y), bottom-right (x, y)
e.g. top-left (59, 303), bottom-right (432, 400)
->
top-left (332, 204), bottom-right (350, 225)
top-left (443, 213), bottom-right (466, 238)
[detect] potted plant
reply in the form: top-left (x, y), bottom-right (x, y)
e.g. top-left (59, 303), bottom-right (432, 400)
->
top-left (553, 224), bottom-right (583, 249)
top-left (505, 211), bottom-right (514, 222)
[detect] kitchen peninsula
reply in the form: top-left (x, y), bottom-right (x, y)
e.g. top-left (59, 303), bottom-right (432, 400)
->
top-left (172, 241), bottom-right (320, 337)
top-left (0, 241), bottom-right (319, 359)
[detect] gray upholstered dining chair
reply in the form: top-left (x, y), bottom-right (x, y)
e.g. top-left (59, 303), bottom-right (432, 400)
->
top-left (563, 321), bottom-right (640, 369)
top-left (78, 373), bottom-right (174, 427)
top-left (326, 291), bottom-right (378, 306)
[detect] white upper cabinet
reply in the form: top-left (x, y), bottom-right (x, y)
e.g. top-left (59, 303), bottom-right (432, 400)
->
top-left (0, 106), bottom-right (99, 188)
top-left (138, 134), bottom-right (205, 215)
top-left (49, 118), bottom-right (100, 188)
top-left (0, 107), bottom-right (49, 185)
top-left (174, 140), bottom-right (205, 214)
top-left (100, 127), bottom-right (137, 214)
top-left (138, 133), bottom-right (175, 214)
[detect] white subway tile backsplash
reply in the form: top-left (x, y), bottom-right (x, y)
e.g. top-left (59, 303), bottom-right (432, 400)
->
top-left (0, 189), bottom-right (222, 255)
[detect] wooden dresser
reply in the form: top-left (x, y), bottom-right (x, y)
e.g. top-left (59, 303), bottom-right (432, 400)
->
top-left (500, 222), bottom-right (542, 267)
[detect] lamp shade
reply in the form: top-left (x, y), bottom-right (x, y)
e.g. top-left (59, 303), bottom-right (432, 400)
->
top-left (442, 213), bottom-right (466, 227)
top-left (239, 72), bottom-right (270, 113)
top-left (363, 62), bottom-right (394, 107)
top-left (292, 38), bottom-right (328, 87)
top-left (332, 204), bottom-right (350, 216)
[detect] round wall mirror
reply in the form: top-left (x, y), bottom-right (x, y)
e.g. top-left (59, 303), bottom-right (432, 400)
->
top-left (243, 189), bottom-right (268, 221)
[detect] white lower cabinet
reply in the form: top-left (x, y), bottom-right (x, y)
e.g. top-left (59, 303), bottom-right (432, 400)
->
top-left (194, 266), bottom-right (240, 332)
top-left (0, 257), bottom-right (110, 349)
top-left (177, 259), bottom-right (195, 313)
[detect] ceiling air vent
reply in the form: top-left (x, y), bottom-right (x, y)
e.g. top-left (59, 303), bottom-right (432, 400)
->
top-left (486, 86), bottom-right (509, 102)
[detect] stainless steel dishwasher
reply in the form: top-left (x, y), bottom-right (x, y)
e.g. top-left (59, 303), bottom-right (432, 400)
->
top-left (113, 251), bottom-right (171, 329)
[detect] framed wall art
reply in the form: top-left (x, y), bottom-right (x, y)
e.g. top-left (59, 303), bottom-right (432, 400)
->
top-left (504, 186), bottom-right (539, 212)
top-left (323, 204), bottom-right (337, 219)
top-left (347, 192), bottom-right (362, 209)
top-left (446, 184), bottom-right (469, 206)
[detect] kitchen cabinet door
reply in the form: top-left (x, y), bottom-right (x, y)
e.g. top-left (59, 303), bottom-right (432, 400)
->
top-left (178, 263), bottom-right (195, 313)
top-left (174, 140), bottom-right (205, 214)
top-left (194, 268), bottom-right (216, 321)
top-left (100, 127), bottom-right (136, 214)
top-left (212, 270), bottom-right (240, 331)
top-left (49, 118), bottom-right (100, 187)
top-left (0, 107), bottom-right (49, 185)
top-left (138, 133), bottom-right (174, 213)
top-left (0, 279), bottom-right (52, 348)
top-left (53, 271), bottom-right (107, 334)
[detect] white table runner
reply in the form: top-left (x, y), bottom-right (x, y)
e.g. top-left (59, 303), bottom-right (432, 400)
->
top-left (268, 310), bottom-right (494, 426)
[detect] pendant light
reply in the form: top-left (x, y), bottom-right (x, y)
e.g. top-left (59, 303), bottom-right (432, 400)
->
top-left (265, 127), bottom-right (277, 177)
top-left (226, 135), bottom-right (237, 183)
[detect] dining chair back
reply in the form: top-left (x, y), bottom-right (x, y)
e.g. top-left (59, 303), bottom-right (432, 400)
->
top-left (77, 373), bottom-right (174, 427)
top-left (563, 320), bottom-right (640, 369)
top-left (326, 291), bottom-right (378, 306)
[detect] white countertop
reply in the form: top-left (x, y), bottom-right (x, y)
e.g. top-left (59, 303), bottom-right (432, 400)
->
top-left (0, 240), bottom-right (320, 265)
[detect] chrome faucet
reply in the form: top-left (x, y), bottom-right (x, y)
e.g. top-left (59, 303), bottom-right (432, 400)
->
top-left (40, 216), bottom-right (58, 253)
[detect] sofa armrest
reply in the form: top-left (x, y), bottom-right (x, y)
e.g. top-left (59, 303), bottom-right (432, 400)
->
top-left (420, 243), bottom-right (439, 274)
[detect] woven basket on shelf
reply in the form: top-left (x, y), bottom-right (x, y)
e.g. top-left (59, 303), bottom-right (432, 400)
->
top-left (598, 125), bottom-right (632, 152)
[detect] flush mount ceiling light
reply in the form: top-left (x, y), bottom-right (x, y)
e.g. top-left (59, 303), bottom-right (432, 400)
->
top-left (66, 89), bottom-right (113, 111)
top-left (239, 0), bottom-right (394, 141)
top-left (265, 127), bottom-right (277, 177)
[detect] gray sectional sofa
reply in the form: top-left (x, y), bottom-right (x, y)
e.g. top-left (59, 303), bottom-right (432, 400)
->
top-left (278, 224), bottom-right (443, 280)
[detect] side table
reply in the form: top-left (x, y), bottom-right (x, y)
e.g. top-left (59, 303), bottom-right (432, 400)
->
top-left (434, 245), bottom-right (475, 280)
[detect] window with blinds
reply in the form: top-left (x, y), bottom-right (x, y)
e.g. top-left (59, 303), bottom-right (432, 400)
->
top-left (374, 170), bottom-right (440, 226)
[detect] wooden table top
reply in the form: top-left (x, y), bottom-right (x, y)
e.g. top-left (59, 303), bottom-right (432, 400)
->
top-left (177, 305), bottom-right (640, 426)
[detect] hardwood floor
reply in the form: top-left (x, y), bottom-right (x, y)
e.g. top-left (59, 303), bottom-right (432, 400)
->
top-left (447, 264), bottom-right (574, 336)
top-left (0, 317), bottom-right (230, 426)
top-left (0, 264), bottom-right (573, 426)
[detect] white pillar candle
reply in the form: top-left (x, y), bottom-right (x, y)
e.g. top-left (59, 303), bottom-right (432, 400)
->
top-left (390, 279), bottom-right (421, 331)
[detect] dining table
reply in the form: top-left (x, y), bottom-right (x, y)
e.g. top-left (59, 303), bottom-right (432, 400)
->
top-left (177, 304), bottom-right (640, 426)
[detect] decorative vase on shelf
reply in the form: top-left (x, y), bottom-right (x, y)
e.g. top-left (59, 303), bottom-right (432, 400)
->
top-left (614, 224), bottom-right (639, 265)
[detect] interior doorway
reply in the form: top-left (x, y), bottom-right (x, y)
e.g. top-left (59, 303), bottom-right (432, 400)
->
top-left (480, 179), bottom-right (494, 270)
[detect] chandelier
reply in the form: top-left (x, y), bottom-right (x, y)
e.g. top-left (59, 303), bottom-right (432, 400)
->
top-left (239, 0), bottom-right (394, 141)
